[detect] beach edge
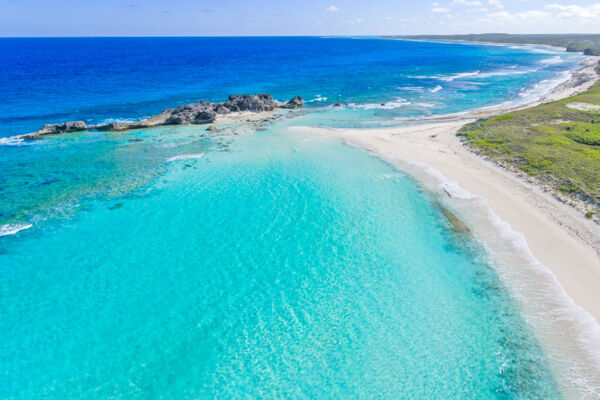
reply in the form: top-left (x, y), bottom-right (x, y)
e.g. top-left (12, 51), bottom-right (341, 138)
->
top-left (287, 54), bottom-right (600, 398)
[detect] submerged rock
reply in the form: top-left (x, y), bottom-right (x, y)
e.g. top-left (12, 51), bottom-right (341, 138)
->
top-left (26, 94), bottom-right (303, 138)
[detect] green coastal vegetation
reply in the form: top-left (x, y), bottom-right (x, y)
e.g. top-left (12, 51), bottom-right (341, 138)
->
top-left (458, 64), bottom-right (600, 217)
top-left (389, 34), bottom-right (600, 56)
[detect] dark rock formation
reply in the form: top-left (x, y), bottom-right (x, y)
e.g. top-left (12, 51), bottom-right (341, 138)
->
top-left (165, 101), bottom-right (216, 125)
top-left (26, 94), bottom-right (303, 138)
top-left (283, 96), bottom-right (304, 109)
top-left (223, 94), bottom-right (278, 112)
top-left (26, 121), bottom-right (88, 138)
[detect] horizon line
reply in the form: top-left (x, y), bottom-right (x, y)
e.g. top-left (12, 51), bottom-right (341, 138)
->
top-left (2, 33), bottom-right (600, 39)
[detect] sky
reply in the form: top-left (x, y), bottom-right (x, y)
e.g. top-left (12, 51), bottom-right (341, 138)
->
top-left (1, 0), bottom-right (600, 37)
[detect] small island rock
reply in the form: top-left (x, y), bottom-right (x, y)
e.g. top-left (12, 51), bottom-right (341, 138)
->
top-left (26, 94), bottom-right (303, 138)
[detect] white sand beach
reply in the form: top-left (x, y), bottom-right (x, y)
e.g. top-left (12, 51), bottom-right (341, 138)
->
top-left (288, 55), bottom-right (600, 398)
top-left (290, 120), bottom-right (600, 314)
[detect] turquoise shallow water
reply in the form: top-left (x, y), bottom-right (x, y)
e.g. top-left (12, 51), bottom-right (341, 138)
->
top-left (0, 37), bottom-right (584, 398)
top-left (1, 126), bottom-right (560, 398)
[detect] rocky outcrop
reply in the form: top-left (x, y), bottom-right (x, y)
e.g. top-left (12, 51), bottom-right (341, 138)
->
top-left (26, 94), bottom-right (303, 138)
top-left (224, 94), bottom-right (277, 113)
top-left (26, 121), bottom-right (88, 137)
top-left (283, 96), bottom-right (304, 109)
top-left (165, 101), bottom-right (217, 125)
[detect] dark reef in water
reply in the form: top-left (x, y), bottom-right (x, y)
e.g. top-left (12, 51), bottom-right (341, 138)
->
top-left (23, 94), bottom-right (303, 138)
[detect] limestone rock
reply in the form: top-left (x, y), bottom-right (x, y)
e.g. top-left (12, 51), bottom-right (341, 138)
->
top-left (28, 121), bottom-right (88, 137)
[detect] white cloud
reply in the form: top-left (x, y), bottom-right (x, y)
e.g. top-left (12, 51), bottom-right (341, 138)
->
top-left (428, 1), bottom-right (600, 33)
top-left (452, 0), bottom-right (483, 6)
top-left (326, 5), bottom-right (339, 12)
top-left (477, 9), bottom-right (550, 26)
top-left (467, 7), bottom-right (489, 12)
top-left (546, 3), bottom-right (600, 19)
top-left (479, 2), bottom-right (600, 25)
top-left (488, 0), bottom-right (504, 9)
top-left (346, 18), bottom-right (363, 24)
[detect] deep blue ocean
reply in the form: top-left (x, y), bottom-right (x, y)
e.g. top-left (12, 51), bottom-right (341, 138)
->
top-left (0, 37), bottom-right (585, 398)
top-left (0, 36), bottom-right (581, 137)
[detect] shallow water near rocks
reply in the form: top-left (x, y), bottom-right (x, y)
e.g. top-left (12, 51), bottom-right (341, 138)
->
top-left (1, 125), bottom-right (563, 398)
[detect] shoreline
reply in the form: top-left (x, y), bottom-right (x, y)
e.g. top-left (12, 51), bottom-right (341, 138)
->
top-left (385, 36), bottom-right (566, 52)
top-left (386, 36), bottom-right (569, 53)
top-left (287, 55), bottom-right (600, 398)
top-left (389, 55), bottom-right (600, 124)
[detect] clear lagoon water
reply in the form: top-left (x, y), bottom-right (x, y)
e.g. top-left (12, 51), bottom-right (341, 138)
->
top-left (0, 37), bottom-right (585, 398)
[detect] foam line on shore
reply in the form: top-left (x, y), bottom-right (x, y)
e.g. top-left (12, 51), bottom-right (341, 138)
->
top-left (388, 56), bottom-right (599, 125)
top-left (401, 159), bottom-right (600, 399)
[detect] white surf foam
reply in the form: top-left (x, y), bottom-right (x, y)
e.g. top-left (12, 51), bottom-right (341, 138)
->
top-left (518, 71), bottom-right (571, 102)
top-left (440, 71), bottom-right (480, 81)
top-left (430, 85), bottom-right (443, 93)
top-left (477, 69), bottom-right (535, 78)
top-left (0, 136), bottom-right (31, 146)
top-left (348, 98), bottom-right (410, 110)
top-left (410, 71), bottom-right (480, 82)
top-left (392, 67), bottom-right (574, 125)
top-left (166, 153), bottom-right (205, 162)
top-left (307, 95), bottom-right (328, 103)
top-left (540, 56), bottom-right (564, 65)
top-left (413, 163), bottom-right (475, 200)
top-left (507, 45), bottom-right (561, 55)
top-left (0, 224), bottom-right (33, 237)
top-left (411, 68), bottom-right (540, 82)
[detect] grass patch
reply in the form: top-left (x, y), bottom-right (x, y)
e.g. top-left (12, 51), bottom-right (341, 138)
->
top-left (563, 123), bottom-right (600, 146)
top-left (558, 184), bottom-right (580, 193)
top-left (586, 211), bottom-right (595, 218)
top-left (459, 76), bottom-right (600, 211)
top-left (492, 113), bottom-right (514, 122)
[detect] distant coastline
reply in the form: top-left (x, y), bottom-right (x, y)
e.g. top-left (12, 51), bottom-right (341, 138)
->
top-left (383, 33), bottom-right (600, 56)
